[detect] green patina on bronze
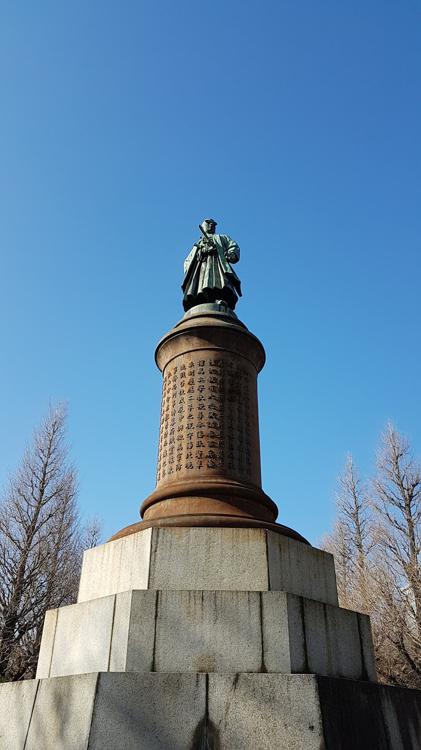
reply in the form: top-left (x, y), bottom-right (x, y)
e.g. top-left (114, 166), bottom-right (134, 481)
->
top-left (182, 218), bottom-right (242, 311)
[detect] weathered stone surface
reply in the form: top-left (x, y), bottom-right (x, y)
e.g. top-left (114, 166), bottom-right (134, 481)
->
top-left (286, 596), bottom-right (377, 681)
top-left (36, 608), bottom-right (57, 679)
top-left (25, 673), bottom-right (98, 750)
top-left (78, 527), bottom-right (152, 602)
top-left (78, 526), bottom-right (338, 605)
top-left (267, 530), bottom-right (338, 605)
top-left (2, 673), bottom-right (420, 749)
top-left (120, 589), bottom-right (156, 673)
top-left (146, 527), bottom-right (271, 592)
top-left (0, 673), bottom-right (205, 750)
top-left (316, 676), bottom-right (421, 749)
top-left (209, 673), bottom-right (323, 750)
top-left (0, 678), bottom-right (38, 750)
top-left (209, 674), bottom-right (421, 749)
top-left (153, 590), bottom-right (263, 674)
top-left (37, 589), bottom-right (375, 681)
top-left (88, 672), bottom-right (205, 749)
top-left (48, 596), bottom-right (115, 677)
top-left (108, 589), bottom-right (131, 671)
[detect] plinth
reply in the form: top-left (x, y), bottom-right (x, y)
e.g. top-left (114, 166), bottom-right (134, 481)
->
top-left (1, 304), bottom-right (421, 749)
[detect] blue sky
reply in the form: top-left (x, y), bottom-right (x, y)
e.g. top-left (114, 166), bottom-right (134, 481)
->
top-left (1, 1), bottom-right (420, 543)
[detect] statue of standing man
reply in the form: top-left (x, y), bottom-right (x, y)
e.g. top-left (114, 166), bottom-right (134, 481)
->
top-left (182, 219), bottom-right (242, 312)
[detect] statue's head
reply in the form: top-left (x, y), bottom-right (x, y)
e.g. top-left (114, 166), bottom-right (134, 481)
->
top-left (202, 218), bottom-right (217, 234)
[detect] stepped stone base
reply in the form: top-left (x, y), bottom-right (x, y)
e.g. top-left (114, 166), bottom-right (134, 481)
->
top-left (78, 527), bottom-right (338, 605)
top-left (37, 589), bottom-right (375, 681)
top-left (1, 672), bottom-right (421, 750)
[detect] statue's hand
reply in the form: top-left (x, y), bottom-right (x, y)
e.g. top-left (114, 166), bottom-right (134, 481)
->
top-left (198, 239), bottom-right (215, 259)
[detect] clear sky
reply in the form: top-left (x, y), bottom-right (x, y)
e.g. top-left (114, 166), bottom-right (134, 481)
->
top-left (1, 1), bottom-right (420, 544)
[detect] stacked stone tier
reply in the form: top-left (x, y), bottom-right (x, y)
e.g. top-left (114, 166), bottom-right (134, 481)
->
top-left (36, 528), bottom-right (376, 684)
top-left (4, 673), bottom-right (421, 750)
top-left (3, 529), bottom-right (421, 748)
top-left (37, 588), bottom-right (376, 682)
top-left (79, 528), bottom-right (334, 602)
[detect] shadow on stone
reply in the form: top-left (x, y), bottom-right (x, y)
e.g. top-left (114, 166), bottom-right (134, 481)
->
top-left (191, 716), bottom-right (220, 750)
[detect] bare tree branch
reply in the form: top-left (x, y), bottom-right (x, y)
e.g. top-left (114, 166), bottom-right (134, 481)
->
top-left (0, 404), bottom-right (102, 681)
top-left (322, 427), bottom-right (421, 688)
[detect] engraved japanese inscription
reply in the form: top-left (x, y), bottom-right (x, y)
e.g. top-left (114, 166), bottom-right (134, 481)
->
top-left (156, 355), bottom-right (254, 484)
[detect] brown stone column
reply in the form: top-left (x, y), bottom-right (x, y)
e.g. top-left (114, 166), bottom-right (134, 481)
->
top-left (142, 310), bottom-right (276, 524)
top-left (111, 308), bottom-right (307, 543)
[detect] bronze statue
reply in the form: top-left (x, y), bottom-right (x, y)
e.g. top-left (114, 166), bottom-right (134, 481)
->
top-left (182, 219), bottom-right (242, 311)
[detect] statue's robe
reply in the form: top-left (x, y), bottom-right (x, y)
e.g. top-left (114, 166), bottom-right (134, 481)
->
top-left (182, 234), bottom-right (242, 311)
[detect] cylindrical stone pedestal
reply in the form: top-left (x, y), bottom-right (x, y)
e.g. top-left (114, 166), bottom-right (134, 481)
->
top-left (112, 306), bottom-right (307, 543)
top-left (142, 309), bottom-right (276, 524)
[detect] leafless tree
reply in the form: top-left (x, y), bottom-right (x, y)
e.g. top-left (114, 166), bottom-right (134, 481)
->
top-left (322, 426), bottom-right (421, 688)
top-left (0, 404), bottom-right (101, 681)
top-left (321, 455), bottom-right (372, 612)
top-left (371, 424), bottom-right (421, 687)
top-left (337, 455), bottom-right (372, 611)
top-left (81, 516), bottom-right (102, 550)
top-left (321, 519), bottom-right (353, 607)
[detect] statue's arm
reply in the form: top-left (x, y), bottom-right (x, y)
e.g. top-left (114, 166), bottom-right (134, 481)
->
top-left (221, 235), bottom-right (240, 264)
